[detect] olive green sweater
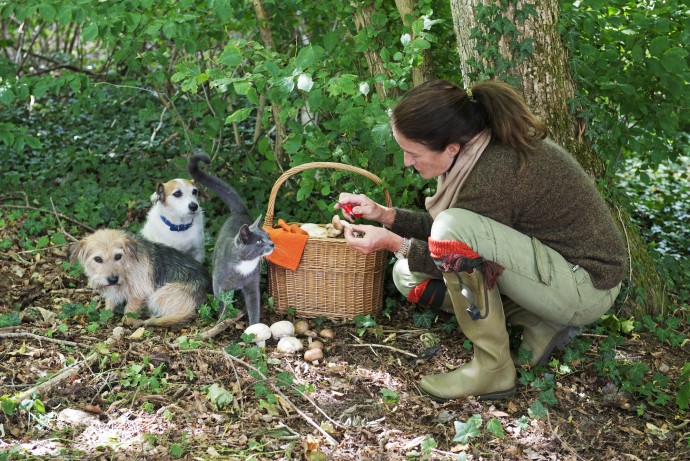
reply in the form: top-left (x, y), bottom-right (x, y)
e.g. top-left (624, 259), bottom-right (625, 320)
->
top-left (390, 139), bottom-right (627, 290)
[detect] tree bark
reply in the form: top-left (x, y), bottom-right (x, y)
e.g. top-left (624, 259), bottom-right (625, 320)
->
top-left (394, 0), bottom-right (436, 86)
top-left (251, 0), bottom-right (287, 171)
top-left (351, 1), bottom-right (400, 100)
top-left (449, 0), bottom-right (667, 316)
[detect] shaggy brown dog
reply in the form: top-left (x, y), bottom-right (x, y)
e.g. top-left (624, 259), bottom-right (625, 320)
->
top-left (71, 229), bottom-right (211, 327)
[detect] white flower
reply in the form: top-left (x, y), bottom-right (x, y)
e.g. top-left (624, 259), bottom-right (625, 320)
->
top-left (400, 33), bottom-right (411, 46)
top-left (359, 82), bottom-right (370, 96)
top-left (297, 74), bottom-right (314, 92)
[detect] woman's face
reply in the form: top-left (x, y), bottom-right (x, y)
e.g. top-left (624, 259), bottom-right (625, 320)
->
top-left (392, 126), bottom-right (459, 179)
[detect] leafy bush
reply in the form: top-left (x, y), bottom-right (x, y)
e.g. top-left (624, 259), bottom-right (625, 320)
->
top-left (617, 155), bottom-right (690, 303)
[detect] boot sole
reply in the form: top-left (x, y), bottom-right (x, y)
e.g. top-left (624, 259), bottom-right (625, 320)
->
top-left (534, 326), bottom-right (579, 367)
top-left (420, 386), bottom-right (516, 403)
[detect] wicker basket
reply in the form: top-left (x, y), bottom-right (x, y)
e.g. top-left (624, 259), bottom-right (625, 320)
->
top-left (264, 162), bottom-right (392, 319)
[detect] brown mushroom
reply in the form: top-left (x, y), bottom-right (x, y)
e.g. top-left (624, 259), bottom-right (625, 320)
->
top-left (307, 340), bottom-right (324, 350)
top-left (304, 348), bottom-right (324, 363)
top-left (319, 328), bottom-right (335, 340)
top-left (293, 319), bottom-right (310, 336)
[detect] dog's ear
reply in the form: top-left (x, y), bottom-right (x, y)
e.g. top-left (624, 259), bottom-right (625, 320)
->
top-left (150, 183), bottom-right (165, 205)
top-left (69, 239), bottom-right (87, 265)
top-left (123, 234), bottom-right (140, 261)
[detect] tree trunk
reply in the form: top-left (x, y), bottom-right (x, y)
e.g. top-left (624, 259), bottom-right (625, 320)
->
top-left (449, 0), bottom-right (667, 316)
top-left (351, 1), bottom-right (401, 100)
top-left (251, 0), bottom-right (287, 172)
top-left (394, 0), bottom-right (435, 86)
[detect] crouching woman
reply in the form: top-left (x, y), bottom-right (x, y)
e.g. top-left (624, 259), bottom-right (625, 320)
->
top-left (338, 79), bottom-right (627, 401)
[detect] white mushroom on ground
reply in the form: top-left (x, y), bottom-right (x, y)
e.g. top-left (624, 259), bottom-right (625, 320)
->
top-left (293, 320), bottom-right (310, 336)
top-left (304, 348), bottom-right (324, 363)
top-left (276, 336), bottom-right (303, 354)
top-left (244, 323), bottom-right (271, 348)
top-left (270, 320), bottom-right (295, 340)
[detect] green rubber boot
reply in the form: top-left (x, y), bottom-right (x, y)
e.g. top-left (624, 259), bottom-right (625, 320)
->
top-left (419, 270), bottom-right (516, 401)
top-left (503, 299), bottom-right (578, 367)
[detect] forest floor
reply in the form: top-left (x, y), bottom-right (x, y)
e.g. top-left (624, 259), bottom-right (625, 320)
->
top-left (0, 210), bottom-right (688, 461)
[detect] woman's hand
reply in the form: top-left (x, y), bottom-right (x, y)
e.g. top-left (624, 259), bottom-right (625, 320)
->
top-left (343, 224), bottom-right (404, 255)
top-left (336, 193), bottom-right (395, 227)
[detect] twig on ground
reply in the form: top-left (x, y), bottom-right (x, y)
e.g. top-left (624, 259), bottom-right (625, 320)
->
top-left (225, 353), bottom-right (245, 415)
top-left (0, 332), bottom-right (86, 348)
top-left (17, 243), bottom-right (70, 255)
top-left (197, 314), bottom-right (243, 340)
top-left (546, 409), bottom-right (586, 460)
top-left (350, 342), bottom-right (417, 358)
top-left (50, 197), bottom-right (79, 242)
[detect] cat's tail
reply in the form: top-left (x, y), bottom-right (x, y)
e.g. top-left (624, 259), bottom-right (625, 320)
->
top-left (188, 154), bottom-right (248, 215)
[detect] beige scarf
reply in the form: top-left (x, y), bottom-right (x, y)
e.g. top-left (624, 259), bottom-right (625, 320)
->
top-left (425, 129), bottom-right (492, 219)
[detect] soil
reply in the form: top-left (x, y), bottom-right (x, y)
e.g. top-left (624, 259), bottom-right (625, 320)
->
top-left (0, 210), bottom-right (688, 461)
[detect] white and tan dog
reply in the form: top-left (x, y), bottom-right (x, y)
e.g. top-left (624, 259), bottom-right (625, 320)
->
top-left (140, 179), bottom-right (205, 263)
top-left (71, 229), bottom-right (211, 327)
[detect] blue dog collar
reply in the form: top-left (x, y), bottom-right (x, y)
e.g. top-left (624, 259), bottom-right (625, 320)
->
top-left (160, 215), bottom-right (193, 232)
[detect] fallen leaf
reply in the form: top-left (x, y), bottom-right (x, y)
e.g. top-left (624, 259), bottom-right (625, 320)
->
top-left (129, 327), bottom-right (146, 339)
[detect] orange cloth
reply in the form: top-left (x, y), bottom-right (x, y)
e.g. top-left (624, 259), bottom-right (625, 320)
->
top-left (263, 219), bottom-right (309, 271)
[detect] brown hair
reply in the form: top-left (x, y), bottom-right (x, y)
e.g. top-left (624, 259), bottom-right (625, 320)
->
top-left (391, 79), bottom-right (547, 154)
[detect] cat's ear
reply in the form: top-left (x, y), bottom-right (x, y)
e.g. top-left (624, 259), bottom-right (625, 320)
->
top-left (251, 214), bottom-right (263, 229)
top-left (236, 224), bottom-right (251, 244)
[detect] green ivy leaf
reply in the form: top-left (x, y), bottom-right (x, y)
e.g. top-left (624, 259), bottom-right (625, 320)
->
top-left (528, 399), bottom-right (547, 419)
top-left (453, 419), bottom-right (480, 444)
top-left (539, 388), bottom-right (558, 406)
top-left (516, 415), bottom-right (530, 430)
top-left (486, 418), bottom-right (505, 439)
top-left (412, 310), bottom-right (435, 329)
top-left (206, 383), bottom-right (234, 410)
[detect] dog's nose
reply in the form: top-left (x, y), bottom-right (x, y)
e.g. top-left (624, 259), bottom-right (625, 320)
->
top-left (188, 203), bottom-right (198, 212)
top-left (107, 275), bottom-right (119, 285)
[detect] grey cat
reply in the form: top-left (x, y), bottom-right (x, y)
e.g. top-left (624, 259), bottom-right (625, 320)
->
top-left (188, 154), bottom-right (274, 325)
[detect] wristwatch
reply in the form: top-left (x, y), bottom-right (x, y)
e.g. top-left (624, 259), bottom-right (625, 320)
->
top-left (394, 238), bottom-right (411, 259)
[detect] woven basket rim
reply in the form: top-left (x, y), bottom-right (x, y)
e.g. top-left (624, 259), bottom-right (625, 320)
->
top-left (263, 161), bottom-right (392, 228)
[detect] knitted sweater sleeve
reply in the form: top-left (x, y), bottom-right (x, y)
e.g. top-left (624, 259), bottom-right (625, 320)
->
top-left (389, 208), bottom-right (441, 277)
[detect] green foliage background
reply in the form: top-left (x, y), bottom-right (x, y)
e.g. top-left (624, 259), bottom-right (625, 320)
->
top-left (0, 0), bottom-right (688, 305)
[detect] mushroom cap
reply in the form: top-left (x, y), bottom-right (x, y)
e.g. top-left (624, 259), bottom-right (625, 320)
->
top-left (270, 320), bottom-right (296, 340)
top-left (293, 320), bottom-right (310, 336)
top-left (319, 328), bottom-right (335, 340)
top-left (331, 214), bottom-right (344, 231)
top-left (307, 340), bottom-right (324, 350)
top-left (244, 323), bottom-right (271, 346)
top-left (276, 336), bottom-right (303, 354)
top-left (304, 348), bottom-right (324, 362)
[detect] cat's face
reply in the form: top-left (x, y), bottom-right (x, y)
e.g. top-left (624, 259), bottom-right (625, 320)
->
top-left (235, 215), bottom-right (274, 259)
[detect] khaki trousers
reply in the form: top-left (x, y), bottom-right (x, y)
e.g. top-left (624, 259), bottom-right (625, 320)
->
top-left (393, 208), bottom-right (621, 326)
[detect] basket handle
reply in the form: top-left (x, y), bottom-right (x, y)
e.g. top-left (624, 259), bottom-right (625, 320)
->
top-left (264, 162), bottom-right (393, 228)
